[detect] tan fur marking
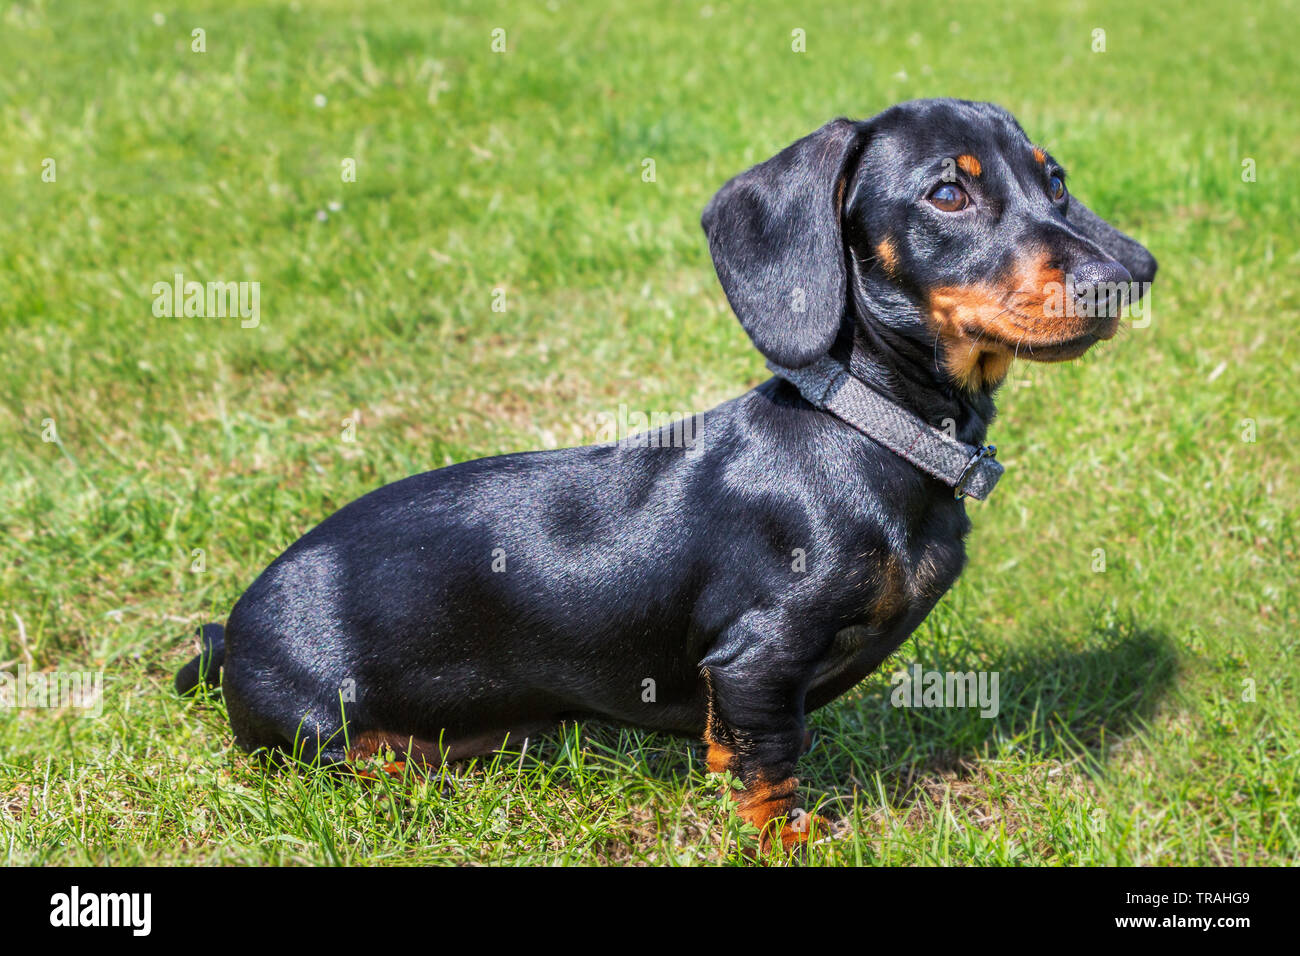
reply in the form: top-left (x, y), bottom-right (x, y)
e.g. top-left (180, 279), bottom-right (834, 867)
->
top-left (347, 728), bottom-right (532, 768)
top-left (872, 554), bottom-right (908, 621)
top-left (927, 251), bottom-right (1096, 391)
top-left (347, 730), bottom-right (449, 768)
top-left (977, 352), bottom-right (1014, 385)
top-left (956, 154), bottom-right (982, 177)
top-left (735, 775), bottom-right (798, 841)
top-left (1032, 147), bottom-right (1047, 165)
top-left (876, 237), bottom-right (899, 275)
top-left (706, 741), bottom-right (735, 774)
top-left (734, 775), bottom-right (826, 851)
top-left (702, 667), bottom-right (737, 776)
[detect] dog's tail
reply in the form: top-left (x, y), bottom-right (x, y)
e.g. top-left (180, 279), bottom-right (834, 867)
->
top-left (175, 622), bottom-right (225, 695)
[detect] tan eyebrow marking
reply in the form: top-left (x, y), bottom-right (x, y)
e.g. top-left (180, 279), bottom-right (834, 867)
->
top-left (876, 237), bottom-right (899, 275)
top-left (956, 154), bottom-right (981, 177)
top-left (1032, 147), bottom-right (1047, 165)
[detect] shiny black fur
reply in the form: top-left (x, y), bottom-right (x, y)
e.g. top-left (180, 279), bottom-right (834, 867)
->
top-left (177, 100), bottom-right (1156, 800)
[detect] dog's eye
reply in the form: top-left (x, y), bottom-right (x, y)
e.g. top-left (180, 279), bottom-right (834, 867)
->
top-left (928, 183), bottom-right (969, 212)
top-left (1049, 174), bottom-right (1066, 202)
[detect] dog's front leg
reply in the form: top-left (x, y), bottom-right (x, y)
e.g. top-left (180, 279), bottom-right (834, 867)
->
top-left (701, 622), bottom-right (830, 852)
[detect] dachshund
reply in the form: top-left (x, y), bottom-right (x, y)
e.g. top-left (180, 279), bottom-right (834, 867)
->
top-left (176, 98), bottom-right (1156, 851)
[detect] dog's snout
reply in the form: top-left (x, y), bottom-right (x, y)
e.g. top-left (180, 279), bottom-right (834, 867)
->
top-left (1072, 260), bottom-right (1133, 318)
top-left (1074, 260), bottom-right (1132, 288)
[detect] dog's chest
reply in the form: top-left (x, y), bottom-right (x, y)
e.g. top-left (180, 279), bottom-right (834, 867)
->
top-left (810, 536), bottom-right (964, 694)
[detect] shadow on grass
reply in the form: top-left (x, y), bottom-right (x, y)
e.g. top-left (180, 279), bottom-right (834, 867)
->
top-left (800, 616), bottom-right (1181, 814)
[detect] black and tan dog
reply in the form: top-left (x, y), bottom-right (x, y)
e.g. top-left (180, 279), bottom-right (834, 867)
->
top-left (177, 99), bottom-right (1155, 850)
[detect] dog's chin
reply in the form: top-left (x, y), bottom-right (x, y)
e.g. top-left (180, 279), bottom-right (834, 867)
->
top-left (1019, 334), bottom-right (1102, 362)
top-left (993, 315), bottom-right (1121, 363)
top-left (1093, 313), bottom-right (1122, 341)
top-left (1044, 316), bottom-right (1121, 361)
top-left (1029, 316), bottom-right (1123, 361)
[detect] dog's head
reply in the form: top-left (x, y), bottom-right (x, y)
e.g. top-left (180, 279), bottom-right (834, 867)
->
top-left (702, 99), bottom-right (1156, 391)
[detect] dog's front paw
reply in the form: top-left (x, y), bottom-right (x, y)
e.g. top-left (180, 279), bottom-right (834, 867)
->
top-left (770, 807), bottom-right (831, 851)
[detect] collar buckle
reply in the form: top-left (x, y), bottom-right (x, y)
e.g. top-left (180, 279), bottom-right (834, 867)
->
top-left (954, 445), bottom-right (997, 500)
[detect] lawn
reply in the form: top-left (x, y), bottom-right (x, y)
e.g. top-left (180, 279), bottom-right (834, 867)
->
top-left (1, 0), bottom-right (1296, 865)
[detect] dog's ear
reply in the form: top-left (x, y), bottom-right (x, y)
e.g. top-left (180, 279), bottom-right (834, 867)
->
top-left (1066, 197), bottom-right (1158, 300)
top-left (702, 118), bottom-right (867, 369)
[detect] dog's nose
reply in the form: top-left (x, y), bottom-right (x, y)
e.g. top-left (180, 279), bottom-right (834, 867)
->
top-left (1072, 260), bottom-right (1133, 319)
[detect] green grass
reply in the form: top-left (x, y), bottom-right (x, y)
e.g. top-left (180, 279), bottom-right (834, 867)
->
top-left (1, 0), bottom-right (1296, 865)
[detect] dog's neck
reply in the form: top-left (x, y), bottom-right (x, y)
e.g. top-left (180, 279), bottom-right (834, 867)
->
top-left (833, 251), bottom-right (1000, 448)
top-left (831, 318), bottom-right (997, 450)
